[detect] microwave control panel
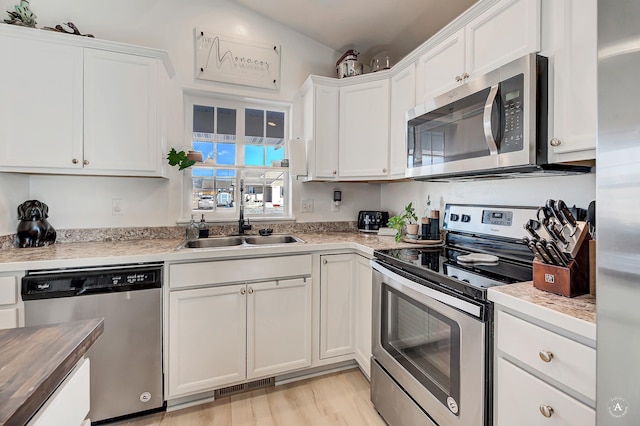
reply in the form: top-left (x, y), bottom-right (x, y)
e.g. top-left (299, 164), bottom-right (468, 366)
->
top-left (500, 73), bottom-right (524, 153)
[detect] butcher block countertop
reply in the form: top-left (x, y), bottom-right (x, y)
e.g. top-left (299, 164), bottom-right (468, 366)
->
top-left (0, 318), bottom-right (104, 425)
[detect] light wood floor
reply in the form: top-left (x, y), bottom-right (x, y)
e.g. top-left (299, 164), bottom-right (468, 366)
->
top-left (115, 368), bottom-right (386, 426)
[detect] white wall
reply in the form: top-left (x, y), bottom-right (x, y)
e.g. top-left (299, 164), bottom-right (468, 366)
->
top-left (0, 0), bottom-right (379, 232)
top-left (0, 173), bottom-right (29, 235)
top-left (380, 173), bottom-right (596, 219)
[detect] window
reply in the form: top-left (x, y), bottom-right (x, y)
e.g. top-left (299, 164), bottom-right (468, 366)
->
top-left (185, 94), bottom-right (290, 220)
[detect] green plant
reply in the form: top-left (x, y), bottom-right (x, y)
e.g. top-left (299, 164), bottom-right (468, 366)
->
top-left (387, 202), bottom-right (418, 242)
top-left (167, 148), bottom-right (196, 170)
top-left (403, 202), bottom-right (418, 225)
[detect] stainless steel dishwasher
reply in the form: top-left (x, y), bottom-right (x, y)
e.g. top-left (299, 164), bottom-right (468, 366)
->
top-left (22, 263), bottom-right (164, 424)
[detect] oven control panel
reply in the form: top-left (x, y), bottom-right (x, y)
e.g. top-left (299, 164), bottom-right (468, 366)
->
top-left (481, 210), bottom-right (513, 226)
top-left (444, 204), bottom-right (541, 240)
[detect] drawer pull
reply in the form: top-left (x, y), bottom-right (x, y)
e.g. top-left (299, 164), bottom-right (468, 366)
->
top-left (539, 405), bottom-right (554, 418)
top-left (539, 350), bottom-right (554, 363)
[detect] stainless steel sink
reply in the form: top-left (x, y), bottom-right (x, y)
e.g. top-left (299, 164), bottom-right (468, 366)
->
top-left (179, 234), bottom-right (304, 249)
top-left (243, 234), bottom-right (304, 245)
top-left (182, 236), bottom-right (244, 248)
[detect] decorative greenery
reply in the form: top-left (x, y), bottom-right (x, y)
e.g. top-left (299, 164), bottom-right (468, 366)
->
top-left (387, 202), bottom-right (418, 242)
top-left (167, 148), bottom-right (196, 171)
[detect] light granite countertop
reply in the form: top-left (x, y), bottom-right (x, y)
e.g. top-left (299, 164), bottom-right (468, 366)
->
top-left (488, 281), bottom-right (596, 341)
top-left (0, 232), bottom-right (418, 272)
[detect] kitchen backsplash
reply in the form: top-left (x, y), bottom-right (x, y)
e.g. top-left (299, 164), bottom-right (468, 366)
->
top-left (0, 221), bottom-right (358, 250)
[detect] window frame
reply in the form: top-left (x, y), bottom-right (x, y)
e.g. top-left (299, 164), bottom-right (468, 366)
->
top-left (180, 91), bottom-right (293, 223)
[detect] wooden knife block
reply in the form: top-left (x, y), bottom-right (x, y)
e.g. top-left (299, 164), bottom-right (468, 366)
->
top-left (533, 234), bottom-right (591, 297)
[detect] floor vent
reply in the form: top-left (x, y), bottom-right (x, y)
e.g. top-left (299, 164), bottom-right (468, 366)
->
top-left (214, 377), bottom-right (275, 398)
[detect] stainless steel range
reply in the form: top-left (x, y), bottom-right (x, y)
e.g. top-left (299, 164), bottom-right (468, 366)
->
top-left (371, 204), bottom-right (538, 426)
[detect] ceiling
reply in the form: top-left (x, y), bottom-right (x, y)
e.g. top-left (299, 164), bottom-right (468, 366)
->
top-left (233, 0), bottom-right (478, 65)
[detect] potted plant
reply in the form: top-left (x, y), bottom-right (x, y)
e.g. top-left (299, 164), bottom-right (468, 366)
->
top-left (167, 148), bottom-right (202, 170)
top-left (387, 202), bottom-right (418, 242)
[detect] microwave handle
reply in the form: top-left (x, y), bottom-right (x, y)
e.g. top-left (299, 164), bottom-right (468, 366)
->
top-left (483, 84), bottom-right (500, 155)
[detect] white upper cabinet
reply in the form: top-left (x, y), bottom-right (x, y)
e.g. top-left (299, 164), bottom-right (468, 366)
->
top-left (83, 50), bottom-right (161, 175)
top-left (416, 0), bottom-right (540, 103)
top-left (389, 64), bottom-right (416, 178)
top-left (339, 79), bottom-right (390, 179)
top-left (0, 25), bottom-right (173, 177)
top-left (301, 77), bottom-right (340, 180)
top-left (0, 36), bottom-right (84, 170)
top-left (541, 0), bottom-right (597, 162)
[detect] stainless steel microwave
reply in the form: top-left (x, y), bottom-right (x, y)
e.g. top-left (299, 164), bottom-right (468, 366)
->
top-left (406, 54), bottom-right (589, 180)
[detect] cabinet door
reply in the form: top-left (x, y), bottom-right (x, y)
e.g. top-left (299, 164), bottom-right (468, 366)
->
top-left (0, 36), bottom-right (83, 171)
top-left (168, 285), bottom-right (246, 397)
top-left (353, 255), bottom-right (373, 377)
top-left (389, 64), bottom-right (415, 178)
top-left (545, 0), bottom-right (596, 162)
top-left (339, 79), bottom-right (390, 178)
top-left (303, 83), bottom-right (339, 179)
top-left (83, 49), bottom-right (160, 175)
top-left (416, 29), bottom-right (465, 103)
top-left (466, 0), bottom-right (540, 78)
top-left (319, 254), bottom-right (355, 359)
top-left (247, 278), bottom-right (312, 379)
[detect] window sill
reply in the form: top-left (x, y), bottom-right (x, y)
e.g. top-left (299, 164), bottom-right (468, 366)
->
top-left (177, 216), bottom-right (297, 226)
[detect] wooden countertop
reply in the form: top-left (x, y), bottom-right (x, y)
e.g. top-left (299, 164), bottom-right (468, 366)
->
top-left (0, 318), bottom-right (104, 425)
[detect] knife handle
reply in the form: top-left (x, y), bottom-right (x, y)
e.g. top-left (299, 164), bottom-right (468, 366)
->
top-left (557, 199), bottom-right (578, 236)
top-left (536, 241), bottom-right (556, 264)
top-left (545, 241), bottom-right (568, 267)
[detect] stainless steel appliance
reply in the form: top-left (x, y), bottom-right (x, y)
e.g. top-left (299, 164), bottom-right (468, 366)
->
top-left (406, 54), bottom-right (590, 180)
top-left (22, 263), bottom-right (164, 423)
top-left (371, 204), bottom-right (538, 426)
top-left (597, 1), bottom-right (640, 424)
top-left (358, 210), bottom-right (389, 232)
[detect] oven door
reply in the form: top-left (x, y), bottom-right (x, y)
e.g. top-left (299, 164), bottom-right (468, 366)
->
top-left (371, 262), bottom-right (488, 426)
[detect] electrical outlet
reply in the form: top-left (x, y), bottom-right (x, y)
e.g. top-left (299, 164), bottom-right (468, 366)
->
top-left (112, 198), bottom-right (124, 216)
top-left (301, 199), bottom-right (314, 213)
top-left (331, 202), bottom-right (340, 212)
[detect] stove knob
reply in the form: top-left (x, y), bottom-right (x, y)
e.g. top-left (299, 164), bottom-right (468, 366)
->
top-left (461, 214), bottom-right (471, 223)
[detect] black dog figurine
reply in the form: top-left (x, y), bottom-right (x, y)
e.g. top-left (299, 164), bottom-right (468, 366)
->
top-left (16, 200), bottom-right (57, 248)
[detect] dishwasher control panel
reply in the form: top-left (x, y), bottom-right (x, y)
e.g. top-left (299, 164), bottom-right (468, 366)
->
top-left (22, 264), bottom-right (162, 300)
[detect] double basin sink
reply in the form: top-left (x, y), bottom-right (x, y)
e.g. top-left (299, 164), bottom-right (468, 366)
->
top-left (181, 234), bottom-right (304, 249)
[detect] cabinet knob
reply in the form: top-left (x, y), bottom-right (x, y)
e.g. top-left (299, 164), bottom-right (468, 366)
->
top-left (332, 170), bottom-right (337, 175)
top-left (83, 159), bottom-right (89, 166)
top-left (539, 405), bottom-right (554, 418)
top-left (461, 72), bottom-right (469, 80)
top-left (455, 75), bottom-right (463, 82)
top-left (323, 259), bottom-right (328, 265)
top-left (72, 158), bottom-right (79, 164)
top-left (240, 288), bottom-right (246, 295)
top-left (539, 350), bottom-right (554, 363)
top-left (248, 287), bottom-right (254, 294)
top-left (382, 168), bottom-right (387, 173)
top-left (550, 138), bottom-right (562, 147)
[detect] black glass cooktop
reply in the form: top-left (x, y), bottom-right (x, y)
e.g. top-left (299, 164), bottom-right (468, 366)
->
top-left (374, 241), bottom-right (533, 301)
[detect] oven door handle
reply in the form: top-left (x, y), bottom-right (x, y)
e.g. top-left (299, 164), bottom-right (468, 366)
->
top-left (371, 261), bottom-right (482, 318)
top-left (483, 84), bottom-right (500, 156)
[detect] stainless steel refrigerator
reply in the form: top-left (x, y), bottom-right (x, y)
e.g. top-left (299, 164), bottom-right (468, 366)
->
top-left (597, 1), bottom-right (640, 424)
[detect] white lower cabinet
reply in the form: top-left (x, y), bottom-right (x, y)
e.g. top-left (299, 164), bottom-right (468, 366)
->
top-left (494, 309), bottom-right (595, 425)
top-left (319, 254), bottom-right (356, 359)
top-left (353, 255), bottom-right (373, 377)
top-left (0, 273), bottom-right (24, 330)
top-left (28, 357), bottom-right (91, 426)
top-left (319, 253), bottom-right (373, 376)
top-left (167, 256), bottom-right (312, 399)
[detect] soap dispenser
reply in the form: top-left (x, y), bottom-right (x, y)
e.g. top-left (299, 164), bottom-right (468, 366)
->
top-left (186, 215), bottom-right (199, 241)
top-left (198, 214), bottom-right (209, 238)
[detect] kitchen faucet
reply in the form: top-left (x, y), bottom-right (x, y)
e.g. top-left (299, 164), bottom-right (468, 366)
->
top-left (238, 179), bottom-right (252, 235)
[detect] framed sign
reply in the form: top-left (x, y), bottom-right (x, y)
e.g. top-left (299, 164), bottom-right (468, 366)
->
top-left (195, 29), bottom-right (281, 90)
